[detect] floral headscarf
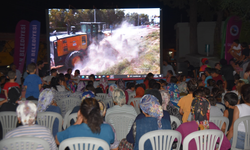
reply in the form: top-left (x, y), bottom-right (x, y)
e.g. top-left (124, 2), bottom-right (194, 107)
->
top-left (16, 101), bottom-right (37, 125)
top-left (135, 87), bottom-right (144, 98)
top-left (117, 79), bottom-right (125, 91)
top-left (165, 83), bottom-right (180, 107)
top-left (81, 90), bottom-right (95, 101)
top-left (108, 84), bottom-right (118, 97)
top-left (160, 90), bottom-right (170, 110)
top-left (113, 89), bottom-right (126, 106)
top-left (140, 94), bottom-right (164, 129)
top-left (37, 89), bottom-right (54, 112)
top-left (76, 81), bottom-right (86, 92)
top-left (100, 77), bottom-right (109, 93)
top-left (191, 96), bottom-right (211, 130)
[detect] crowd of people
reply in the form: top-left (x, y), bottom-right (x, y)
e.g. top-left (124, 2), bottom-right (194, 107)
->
top-left (0, 52), bottom-right (249, 150)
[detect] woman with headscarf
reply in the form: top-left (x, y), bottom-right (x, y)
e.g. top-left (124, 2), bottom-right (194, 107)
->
top-left (100, 77), bottom-right (109, 93)
top-left (166, 76), bottom-right (180, 108)
top-left (176, 96), bottom-right (231, 150)
top-left (117, 79), bottom-right (129, 103)
top-left (37, 89), bottom-right (61, 137)
top-left (108, 84), bottom-right (118, 98)
top-left (105, 89), bottom-right (137, 121)
top-left (4, 101), bottom-right (57, 150)
top-left (123, 94), bottom-right (171, 150)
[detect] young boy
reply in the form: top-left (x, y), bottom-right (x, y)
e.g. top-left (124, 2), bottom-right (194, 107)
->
top-left (43, 69), bottom-right (57, 85)
top-left (207, 96), bottom-right (223, 117)
top-left (3, 71), bottom-right (20, 99)
top-left (23, 63), bottom-right (42, 100)
top-left (71, 70), bottom-right (80, 85)
top-left (89, 74), bottom-right (99, 88)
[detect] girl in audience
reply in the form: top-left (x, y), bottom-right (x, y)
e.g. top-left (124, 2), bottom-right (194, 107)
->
top-left (4, 101), bottom-right (57, 150)
top-left (124, 94), bottom-right (171, 150)
top-left (126, 82), bottom-right (135, 95)
top-left (134, 86), bottom-right (144, 98)
top-left (208, 96), bottom-right (223, 117)
top-left (176, 95), bottom-right (231, 150)
top-left (158, 79), bottom-right (167, 89)
top-left (144, 72), bottom-right (154, 89)
top-left (232, 79), bottom-right (245, 101)
top-left (37, 89), bottom-right (61, 137)
top-left (204, 68), bottom-right (212, 87)
top-left (99, 77), bottom-right (109, 93)
top-left (166, 76), bottom-right (180, 108)
top-left (200, 73), bottom-right (206, 85)
top-left (232, 74), bottom-right (241, 90)
top-left (216, 80), bottom-right (226, 92)
top-left (178, 79), bottom-right (197, 123)
top-left (58, 74), bottom-right (70, 91)
top-left (227, 84), bottom-right (250, 149)
top-left (55, 98), bottom-right (115, 148)
top-left (105, 89), bottom-right (137, 120)
top-left (178, 74), bottom-right (187, 95)
top-left (50, 77), bottom-right (65, 92)
top-left (211, 87), bottom-right (225, 110)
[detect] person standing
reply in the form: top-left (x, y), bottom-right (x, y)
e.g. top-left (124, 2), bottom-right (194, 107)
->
top-left (10, 64), bottom-right (22, 86)
top-left (220, 59), bottom-right (235, 91)
top-left (184, 61), bottom-right (196, 78)
top-left (162, 60), bottom-right (175, 77)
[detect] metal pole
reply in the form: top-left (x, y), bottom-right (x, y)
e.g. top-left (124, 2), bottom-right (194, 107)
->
top-left (138, 14), bottom-right (139, 26)
top-left (94, 9), bottom-right (96, 22)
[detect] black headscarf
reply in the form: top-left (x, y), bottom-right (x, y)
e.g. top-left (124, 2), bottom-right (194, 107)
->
top-left (0, 87), bottom-right (21, 112)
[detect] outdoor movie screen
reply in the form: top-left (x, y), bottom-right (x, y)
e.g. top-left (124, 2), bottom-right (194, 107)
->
top-left (48, 8), bottom-right (160, 76)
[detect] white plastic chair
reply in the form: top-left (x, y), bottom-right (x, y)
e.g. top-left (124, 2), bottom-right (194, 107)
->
top-left (231, 116), bottom-right (250, 150)
top-left (96, 93), bottom-right (107, 100)
top-left (57, 97), bottom-right (81, 117)
top-left (59, 137), bottom-right (110, 150)
top-left (37, 112), bottom-right (63, 133)
top-left (0, 136), bottom-right (50, 150)
top-left (129, 92), bottom-right (136, 100)
top-left (63, 108), bottom-right (74, 130)
top-left (67, 113), bottom-right (78, 128)
top-left (28, 100), bottom-right (38, 105)
top-left (170, 115), bottom-right (181, 129)
top-left (183, 129), bottom-right (224, 150)
top-left (104, 97), bottom-right (114, 108)
top-left (210, 116), bottom-right (229, 134)
top-left (106, 113), bottom-right (136, 141)
top-left (128, 98), bottom-right (141, 114)
top-left (139, 130), bottom-right (182, 150)
top-left (215, 103), bottom-right (226, 112)
top-left (0, 112), bottom-right (18, 137)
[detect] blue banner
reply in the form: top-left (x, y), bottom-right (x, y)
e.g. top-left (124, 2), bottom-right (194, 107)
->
top-left (26, 20), bottom-right (40, 68)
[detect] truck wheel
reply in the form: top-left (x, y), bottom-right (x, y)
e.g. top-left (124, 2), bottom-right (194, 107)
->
top-left (65, 51), bottom-right (83, 68)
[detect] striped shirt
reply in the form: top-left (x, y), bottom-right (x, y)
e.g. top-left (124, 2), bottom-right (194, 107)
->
top-left (4, 125), bottom-right (57, 150)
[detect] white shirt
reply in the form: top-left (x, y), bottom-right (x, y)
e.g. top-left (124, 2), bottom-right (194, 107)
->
top-left (57, 85), bottom-right (65, 92)
top-left (105, 105), bottom-right (137, 121)
top-left (163, 64), bottom-right (176, 77)
top-left (236, 104), bottom-right (250, 132)
top-left (15, 69), bottom-right (22, 85)
top-left (232, 44), bottom-right (242, 56)
top-left (93, 81), bottom-right (99, 88)
top-left (72, 76), bottom-right (80, 84)
top-left (43, 75), bottom-right (54, 84)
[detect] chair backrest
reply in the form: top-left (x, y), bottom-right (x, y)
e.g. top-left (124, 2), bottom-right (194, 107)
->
top-left (139, 130), bottom-right (182, 150)
top-left (215, 103), bottom-right (225, 112)
top-left (209, 116), bottom-right (229, 134)
top-left (59, 137), bottom-right (110, 150)
top-left (28, 100), bottom-right (38, 105)
top-left (128, 98), bottom-right (141, 114)
top-left (232, 116), bottom-right (250, 149)
top-left (37, 112), bottom-right (63, 133)
top-left (57, 97), bottom-right (81, 117)
top-left (0, 111), bottom-right (18, 137)
top-left (0, 136), bottom-right (50, 150)
top-left (96, 93), bottom-right (107, 100)
top-left (170, 115), bottom-right (181, 129)
top-left (63, 108), bottom-right (74, 130)
top-left (104, 97), bottom-right (114, 109)
top-left (106, 113), bottom-right (136, 141)
top-left (183, 129), bottom-right (224, 150)
top-left (67, 113), bottom-right (78, 128)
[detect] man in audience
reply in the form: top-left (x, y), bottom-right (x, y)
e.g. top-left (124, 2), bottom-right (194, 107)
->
top-left (43, 69), bottom-right (57, 85)
top-left (220, 59), bottom-right (235, 91)
top-left (163, 60), bottom-right (175, 77)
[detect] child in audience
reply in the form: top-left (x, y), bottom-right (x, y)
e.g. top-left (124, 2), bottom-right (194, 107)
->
top-left (232, 74), bottom-right (240, 91)
top-left (201, 73), bottom-right (206, 85)
top-left (72, 70), bottom-right (80, 85)
top-left (232, 79), bottom-right (245, 101)
top-left (207, 96), bottom-right (223, 117)
top-left (204, 68), bottom-right (212, 87)
top-left (207, 79), bottom-right (216, 92)
top-left (211, 87), bottom-right (226, 110)
top-left (23, 63), bottom-right (42, 100)
top-left (178, 74), bottom-right (187, 95)
top-left (158, 79), bottom-right (167, 89)
top-left (3, 71), bottom-right (20, 99)
top-left (197, 79), bottom-right (204, 88)
top-left (166, 70), bottom-right (173, 83)
top-left (211, 68), bottom-right (227, 89)
top-left (217, 80), bottom-right (226, 93)
top-left (178, 79), bottom-right (197, 123)
top-left (89, 74), bottom-right (99, 88)
top-left (67, 68), bottom-right (73, 78)
top-left (199, 58), bottom-right (209, 72)
top-left (65, 74), bottom-right (76, 93)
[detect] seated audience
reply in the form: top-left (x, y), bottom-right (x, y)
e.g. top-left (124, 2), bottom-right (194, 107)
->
top-left (231, 79), bottom-right (245, 101)
top-left (208, 96), bottom-right (223, 117)
top-left (105, 89), bottom-right (137, 120)
top-left (3, 71), bottom-right (20, 100)
top-left (152, 82), bottom-right (161, 90)
top-left (185, 60), bottom-right (196, 78)
top-left (211, 87), bottom-right (225, 109)
top-left (204, 68), bottom-right (212, 87)
top-left (197, 79), bottom-right (204, 88)
top-left (125, 94), bottom-right (171, 150)
top-left (158, 79), bottom-right (167, 89)
top-left (143, 73), bottom-right (154, 89)
top-left (4, 101), bottom-right (57, 150)
top-left (65, 73), bottom-right (76, 92)
top-left (178, 74), bottom-right (187, 95)
top-left (71, 70), bottom-right (80, 85)
top-left (56, 98), bottom-right (115, 148)
top-left (89, 74), bottom-right (99, 88)
top-left (37, 89), bottom-right (61, 137)
top-left (166, 76), bottom-right (180, 108)
top-left (145, 88), bottom-right (163, 105)
top-left (227, 84), bottom-right (250, 149)
top-left (100, 77), bottom-right (109, 93)
top-left (200, 73), bottom-right (206, 86)
top-left (176, 94), bottom-right (231, 150)
top-left (50, 77), bottom-right (65, 92)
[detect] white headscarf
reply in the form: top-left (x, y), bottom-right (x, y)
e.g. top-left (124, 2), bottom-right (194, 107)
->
top-left (16, 101), bottom-right (37, 125)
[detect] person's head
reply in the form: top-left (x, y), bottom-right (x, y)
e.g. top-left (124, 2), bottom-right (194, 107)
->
top-left (8, 87), bottom-right (21, 103)
top-left (112, 89), bottom-right (126, 106)
top-left (81, 90), bottom-right (95, 101)
top-left (0, 76), bottom-right (6, 84)
top-left (88, 80), bottom-right (93, 86)
top-left (170, 76), bottom-right (178, 84)
top-left (136, 83), bottom-right (146, 91)
top-left (79, 98), bottom-right (103, 133)
top-left (89, 74), bottom-right (95, 81)
top-left (207, 96), bottom-right (217, 106)
top-left (193, 88), bottom-right (205, 97)
top-left (207, 79), bottom-right (216, 87)
top-left (74, 70), bottom-right (80, 76)
top-left (224, 92), bottom-right (238, 108)
top-left (16, 101), bottom-right (37, 125)
top-left (86, 84), bottom-right (95, 94)
top-left (187, 79), bottom-right (197, 93)
top-left (166, 70), bottom-right (173, 77)
top-left (50, 77), bottom-right (59, 90)
top-left (201, 73), bottom-right (206, 81)
top-left (108, 84), bottom-right (118, 97)
top-left (145, 73), bottom-right (154, 81)
top-left (180, 74), bottom-right (186, 82)
top-left (184, 60), bottom-right (190, 67)
top-left (64, 74), bottom-right (71, 81)
top-left (220, 59), bottom-right (227, 66)
top-left (163, 60), bottom-right (168, 66)
top-left (7, 70), bottom-right (16, 80)
top-left (153, 82), bottom-right (161, 90)
top-left (158, 79), bottom-right (167, 87)
top-left (98, 101), bottom-right (107, 117)
top-left (203, 87), bottom-right (210, 97)
top-left (234, 74), bottom-right (240, 84)
top-left (236, 80), bottom-right (245, 94)
top-left (210, 68), bottom-right (219, 78)
top-left (140, 94), bottom-right (163, 129)
top-left (204, 68), bottom-right (211, 76)
top-left (148, 79), bottom-right (157, 89)
top-left (241, 84), bottom-right (250, 103)
top-left (214, 63), bottom-right (221, 70)
top-left (27, 63), bottom-right (36, 74)
top-left (37, 61), bottom-right (44, 68)
top-left (127, 82), bottom-right (135, 91)
top-left (201, 58), bottom-right (208, 65)
top-left (233, 39), bottom-right (240, 46)
top-left (197, 79), bottom-right (204, 87)
top-left (67, 68), bottom-right (72, 74)
top-left (10, 64), bottom-right (16, 71)
top-left (211, 87), bottom-right (222, 102)
top-left (135, 87), bottom-right (145, 98)
top-left (51, 69), bottom-right (57, 77)
top-left (37, 89), bottom-right (55, 112)
top-left (58, 74), bottom-right (65, 85)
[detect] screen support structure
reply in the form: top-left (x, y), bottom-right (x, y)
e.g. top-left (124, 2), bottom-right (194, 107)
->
top-left (160, 8), bottom-right (163, 75)
top-left (45, 9), bottom-right (50, 68)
